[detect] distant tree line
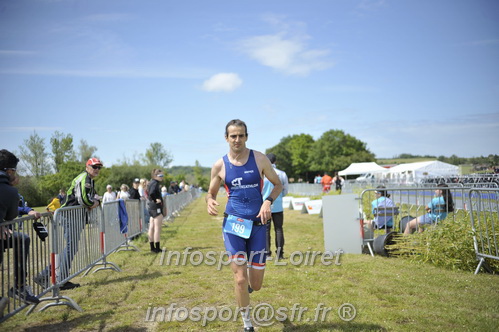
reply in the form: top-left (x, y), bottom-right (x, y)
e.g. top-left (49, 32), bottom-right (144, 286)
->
top-left (266, 129), bottom-right (375, 182)
top-left (392, 153), bottom-right (499, 167)
top-left (13, 131), bottom-right (209, 207)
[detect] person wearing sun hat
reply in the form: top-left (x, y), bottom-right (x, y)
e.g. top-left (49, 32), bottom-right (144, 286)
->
top-left (34, 157), bottom-right (104, 291)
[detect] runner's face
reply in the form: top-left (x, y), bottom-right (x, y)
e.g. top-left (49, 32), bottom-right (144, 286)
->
top-left (226, 125), bottom-right (247, 152)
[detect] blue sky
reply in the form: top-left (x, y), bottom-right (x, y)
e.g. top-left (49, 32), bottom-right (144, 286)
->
top-left (1, 0), bottom-right (498, 169)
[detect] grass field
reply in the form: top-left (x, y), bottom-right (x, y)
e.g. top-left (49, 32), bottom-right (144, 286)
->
top-left (4, 195), bottom-right (499, 331)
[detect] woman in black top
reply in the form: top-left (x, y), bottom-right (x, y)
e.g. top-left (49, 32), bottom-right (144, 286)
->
top-left (147, 169), bottom-right (164, 253)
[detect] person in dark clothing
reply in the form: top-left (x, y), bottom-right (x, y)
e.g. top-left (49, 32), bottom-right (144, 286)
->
top-left (0, 149), bottom-right (40, 307)
top-left (57, 189), bottom-right (67, 206)
top-left (147, 169), bottom-right (164, 253)
top-left (128, 178), bottom-right (141, 200)
top-left (0, 149), bottom-right (19, 222)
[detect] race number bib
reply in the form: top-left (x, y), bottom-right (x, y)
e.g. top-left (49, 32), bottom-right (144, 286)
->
top-left (223, 214), bottom-right (253, 239)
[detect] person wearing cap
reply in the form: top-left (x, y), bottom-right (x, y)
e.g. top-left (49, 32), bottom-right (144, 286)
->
top-left (167, 180), bottom-right (178, 195)
top-left (262, 153), bottom-right (289, 260)
top-left (128, 178), bottom-right (141, 200)
top-left (34, 157), bottom-right (103, 291)
top-left (102, 184), bottom-right (117, 203)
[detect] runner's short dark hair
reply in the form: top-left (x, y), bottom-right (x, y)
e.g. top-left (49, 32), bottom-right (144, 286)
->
top-left (225, 119), bottom-right (248, 137)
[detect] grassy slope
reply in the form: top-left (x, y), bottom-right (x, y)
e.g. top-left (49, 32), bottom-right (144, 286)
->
top-left (4, 195), bottom-right (498, 331)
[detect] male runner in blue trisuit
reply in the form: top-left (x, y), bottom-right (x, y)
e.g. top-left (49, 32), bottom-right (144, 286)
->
top-left (206, 119), bottom-right (282, 331)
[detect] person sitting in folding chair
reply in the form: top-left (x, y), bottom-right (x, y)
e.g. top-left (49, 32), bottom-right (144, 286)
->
top-left (404, 183), bottom-right (454, 235)
top-left (365, 186), bottom-right (397, 233)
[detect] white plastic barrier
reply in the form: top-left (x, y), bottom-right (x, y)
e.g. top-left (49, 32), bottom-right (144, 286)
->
top-left (290, 197), bottom-right (310, 210)
top-left (302, 199), bottom-right (323, 215)
top-left (282, 196), bottom-right (292, 209)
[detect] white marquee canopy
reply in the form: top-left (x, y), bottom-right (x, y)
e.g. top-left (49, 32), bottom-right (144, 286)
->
top-left (338, 162), bottom-right (388, 176)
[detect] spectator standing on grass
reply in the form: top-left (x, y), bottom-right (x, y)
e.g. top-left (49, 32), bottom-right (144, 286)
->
top-left (206, 119), bottom-right (282, 332)
top-left (46, 196), bottom-right (61, 212)
top-left (138, 178), bottom-right (147, 198)
top-left (262, 153), bottom-right (289, 260)
top-left (321, 172), bottom-right (332, 193)
top-left (117, 184), bottom-right (130, 200)
top-left (404, 183), bottom-right (454, 235)
top-left (102, 184), bottom-right (117, 203)
top-left (34, 158), bottom-right (103, 291)
top-left (57, 188), bottom-right (67, 206)
top-left (332, 172), bottom-right (345, 194)
top-left (147, 169), bottom-right (164, 253)
top-left (128, 178), bottom-right (141, 200)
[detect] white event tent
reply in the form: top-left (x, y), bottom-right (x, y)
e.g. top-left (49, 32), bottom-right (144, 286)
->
top-left (338, 162), bottom-right (388, 176)
top-left (388, 160), bottom-right (459, 183)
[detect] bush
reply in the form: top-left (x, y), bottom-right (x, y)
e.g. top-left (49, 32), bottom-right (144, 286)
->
top-left (387, 211), bottom-right (499, 273)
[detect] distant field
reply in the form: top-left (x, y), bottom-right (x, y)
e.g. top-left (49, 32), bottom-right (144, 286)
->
top-left (376, 157), bottom-right (436, 165)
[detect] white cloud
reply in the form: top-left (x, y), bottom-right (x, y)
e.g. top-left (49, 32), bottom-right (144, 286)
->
top-left (357, 0), bottom-right (387, 11)
top-left (238, 17), bottom-right (333, 76)
top-left (202, 73), bottom-right (243, 92)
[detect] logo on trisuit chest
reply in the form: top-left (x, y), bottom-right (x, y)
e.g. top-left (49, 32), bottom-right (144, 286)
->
top-left (231, 177), bottom-right (243, 187)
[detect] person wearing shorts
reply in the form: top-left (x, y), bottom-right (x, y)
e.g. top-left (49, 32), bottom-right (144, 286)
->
top-left (206, 119), bottom-right (282, 332)
top-left (147, 169), bottom-right (164, 253)
top-left (404, 183), bottom-right (454, 234)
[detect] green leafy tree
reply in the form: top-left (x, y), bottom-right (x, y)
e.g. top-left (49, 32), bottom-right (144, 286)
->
top-left (38, 161), bottom-right (85, 202)
top-left (18, 131), bottom-right (51, 177)
top-left (51, 131), bottom-right (76, 172)
top-left (94, 164), bottom-right (156, 195)
top-left (193, 160), bottom-right (209, 190)
top-left (78, 139), bottom-right (98, 162)
top-left (144, 142), bottom-right (173, 168)
top-left (308, 129), bottom-right (375, 173)
top-left (288, 134), bottom-right (314, 177)
top-left (266, 135), bottom-right (294, 178)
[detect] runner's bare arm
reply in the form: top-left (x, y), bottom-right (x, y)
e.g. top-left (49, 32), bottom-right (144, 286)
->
top-left (206, 159), bottom-right (223, 216)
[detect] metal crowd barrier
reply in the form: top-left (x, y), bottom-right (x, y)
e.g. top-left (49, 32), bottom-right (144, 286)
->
top-left (0, 213), bottom-right (52, 322)
top-left (358, 187), bottom-right (462, 256)
top-left (163, 189), bottom-right (200, 221)
top-left (288, 183), bottom-right (323, 196)
top-left (468, 188), bottom-right (499, 274)
top-left (28, 206), bottom-right (102, 313)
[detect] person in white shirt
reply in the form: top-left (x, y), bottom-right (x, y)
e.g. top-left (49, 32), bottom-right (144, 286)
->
top-left (102, 184), bottom-right (117, 203)
top-left (117, 184), bottom-right (130, 200)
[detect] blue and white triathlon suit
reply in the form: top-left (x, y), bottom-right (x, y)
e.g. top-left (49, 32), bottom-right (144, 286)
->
top-left (223, 150), bottom-right (267, 269)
